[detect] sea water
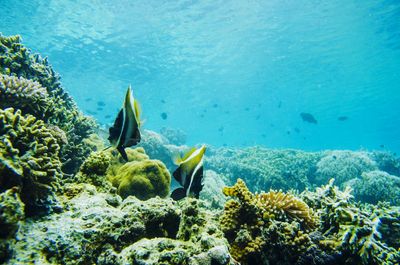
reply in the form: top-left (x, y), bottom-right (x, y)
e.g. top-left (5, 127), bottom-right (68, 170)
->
top-left (1, 0), bottom-right (399, 153)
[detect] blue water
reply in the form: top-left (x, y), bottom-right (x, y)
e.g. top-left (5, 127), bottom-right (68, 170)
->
top-left (1, 0), bottom-right (400, 152)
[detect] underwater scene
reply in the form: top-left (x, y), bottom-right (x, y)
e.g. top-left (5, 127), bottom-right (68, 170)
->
top-left (1, 1), bottom-right (400, 265)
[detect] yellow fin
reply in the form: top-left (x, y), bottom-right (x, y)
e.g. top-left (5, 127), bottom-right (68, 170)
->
top-left (181, 147), bottom-right (197, 162)
top-left (172, 152), bottom-right (183, 165)
top-left (134, 99), bottom-right (142, 127)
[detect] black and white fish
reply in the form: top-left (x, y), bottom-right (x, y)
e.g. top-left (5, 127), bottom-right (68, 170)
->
top-left (171, 145), bottom-right (206, 201)
top-left (108, 86), bottom-right (142, 161)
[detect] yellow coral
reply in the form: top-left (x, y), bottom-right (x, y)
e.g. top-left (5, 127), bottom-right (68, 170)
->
top-left (256, 190), bottom-right (317, 229)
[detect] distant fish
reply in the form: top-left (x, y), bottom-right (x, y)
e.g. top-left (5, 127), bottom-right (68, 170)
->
top-left (380, 144), bottom-right (385, 148)
top-left (338, 116), bottom-right (348, 121)
top-left (97, 101), bottom-right (106, 107)
top-left (278, 101), bottom-right (282, 108)
top-left (245, 107), bottom-right (250, 111)
top-left (171, 145), bottom-right (206, 201)
top-left (161, 99), bottom-right (166, 104)
top-left (105, 114), bottom-right (111, 119)
top-left (294, 127), bottom-right (300, 133)
top-left (161, 112), bottom-right (168, 120)
top-left (97, 107), bottom-right (104, 111)
top-left (255, 114), bottom-right (261, 120)
top-left (108, 86), bottom-right (141, 161)
top-left (218, 126), bottom-right (224, 133)
top-left (213, 103), bottom-right (218, 108)
top-left (85, 98), bottom-right (92, 102)
top-left (286, 130), bottom-right (291, 135)
top-left (300, 112), bottom-right (318, 124)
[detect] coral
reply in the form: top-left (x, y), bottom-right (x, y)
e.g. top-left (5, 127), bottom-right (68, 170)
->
top-left (200, 170), bottom-right (228, 209)
top-left (315, 150), bottom-right (377, 186)
top-left (0, 34), bottom-right (97, 175)
top-left (207, 146), bottom-right (322, 192)
top-left (221, 179), bottom-right (317, 264)
top-left (160, 127), bottom-right (187, 146)
top-left (0, 74), bottom-right (51, 118)
top-left (0, 188), bottom-right (24, 238)
top-left (345, 170), bottom-right (400, 205)
top-left (4, 184), bottom-right (232, 265)
top-left (80, 150), bottom-right (111, 176)
top-left (0, 108), bottom-right (62, 215)
top-left (302, 179), bottom-right (400, 265)
top-left (110, 159), bottom-right (171, 200)
top-left (370, 151), bottom-right (400, 177)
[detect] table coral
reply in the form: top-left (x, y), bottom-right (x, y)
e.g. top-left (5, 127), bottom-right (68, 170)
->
top-left (0, 108), bottom-right (62, 215)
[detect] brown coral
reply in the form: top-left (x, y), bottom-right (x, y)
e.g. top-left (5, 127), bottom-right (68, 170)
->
top-left (0, 108), bottom-right (62, 214)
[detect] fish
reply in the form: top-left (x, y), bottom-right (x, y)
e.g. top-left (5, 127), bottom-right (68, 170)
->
top-left (338, 116), bottom-right (348, 121)
top-left (300, 112), bottom-right (318, 124)
top-left (213, 103), bottom-right (218, 108)
top-left (161, 112), bottom-right (168, 120)
top-left (108, 86), bottom-right (141, 161)
top-left (171, 145), bottom-right (206, 201)
top-left (97, 101), bottom-right (106, 107)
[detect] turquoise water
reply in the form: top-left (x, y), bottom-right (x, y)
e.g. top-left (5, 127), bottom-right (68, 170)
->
top-left (1, 0), bottom-right (400, 152)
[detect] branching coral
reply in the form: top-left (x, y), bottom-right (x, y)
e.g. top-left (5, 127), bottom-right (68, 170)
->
top-left (221, 179), bottom-right (316, 264)
top-left (0, 34), bottom-right (97, 174)
top-left (302, 179), bottom-right (400, 265)
top-left (0, 108), bottom-right (62, 214)
top-left (0, 74), bottom-right (51, 118)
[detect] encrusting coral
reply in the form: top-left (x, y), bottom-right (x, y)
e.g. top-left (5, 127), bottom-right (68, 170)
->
top-left (221, 178), bottom-right (317, 264)
top-left (0, 108), bottom-right (62, 215)
top-left (108, 148), bottom-right (171, 200)
top-left (0, 34), bottom-right (97, 174)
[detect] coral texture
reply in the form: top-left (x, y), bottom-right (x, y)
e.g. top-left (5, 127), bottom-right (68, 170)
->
top-left (346, 170), bottom-right (400, 205)
top-left (0, 74), bottom-right (51, 118)
top-left (0, 108), bottom-right (62, 214)
top-left (221, 178), bottom-right (317, 264)
top-left (0, 34), bottom-right (97, 174)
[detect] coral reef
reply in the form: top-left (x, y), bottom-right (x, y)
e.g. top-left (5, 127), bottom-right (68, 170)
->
top-left (160, 127), bottom-right (187, 146)
top-left (315, 150), bottom-right (377, 186)
top-left (370, 151), bottom-right (400, 177)
top-left (302, 179), bottom-right (400, 265)
top-left (207, 146), bottom-right (322, 192)
top-left (221, 179), bottom-right (317, 264)
top-left (4, 184), bottom-right (233, 265)
top-left (200, 170), bottom-right (228, 209)
top-left (0, 74), bottom-right (51, 118)
top-left (345, 170), bottom-right (400, 205)
top-left (0, 34), bottom-right (97, 174)
top-left (0, 108), bottom-right (62, 215)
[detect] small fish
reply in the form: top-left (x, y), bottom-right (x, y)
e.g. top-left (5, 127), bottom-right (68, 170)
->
top-left (85, 98), bottom-right (92, 102)
top-left (278, 101), bottom-right (282, 108)
top-left (86, 110), bottom-right (97, 115)
top-left (161, 112), bottom-right (168, 120)
top-left (97, 107), bottom-right (104, 111)
top-left (213, 103), bottom-right (218, 108)
top-left (380, 144), bottom-right (385, 148)
top-left (108, 86), bottom-right (142, 161)
top-left (105, 114), bottom-right (111, 119)
top-left (97, 101), bottom-right (106, 107)
top-left (161, 99), bottom-right (166, 104)
top-left (245, 107), bottom-right (250, 111)
top-left (294, 127), bottom-right (300, 133)
top-left (218, 126), bottom-right (224, 132)
top-left (338, 116), bottom-right (348, 121)
top-left (300, 112), bottom-right (318, 124)
top-left (171, 145), bottom-right (206, 201)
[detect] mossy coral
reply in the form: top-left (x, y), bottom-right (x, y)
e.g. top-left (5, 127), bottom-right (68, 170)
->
top-left (0, 108), bottom-right (62, 214)
top-left (102, 147), bottom-right (171, 200)
top-left (221, 179), bottom-right (316, 264)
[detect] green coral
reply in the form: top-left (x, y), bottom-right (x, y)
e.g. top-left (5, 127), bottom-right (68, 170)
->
top-left (0, 108), bottom-right (62, 214)
top-left (0, 34), bottom-right (97, 174)
top-left (221, 179), bottom-right (317, 264)
top-left (346, 170), bottom-right (400, 205)
top-left (110, 158), bottom-right (171, 200)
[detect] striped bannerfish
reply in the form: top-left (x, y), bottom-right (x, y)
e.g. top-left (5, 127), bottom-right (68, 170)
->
top-left (108, 86), bottom-right (141, 161)
top-left (171, 145), bottom-right (206, 200)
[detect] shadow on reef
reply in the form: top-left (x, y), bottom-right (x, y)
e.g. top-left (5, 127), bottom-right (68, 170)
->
top-left (1, 33), bottom-right (400, 265)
